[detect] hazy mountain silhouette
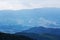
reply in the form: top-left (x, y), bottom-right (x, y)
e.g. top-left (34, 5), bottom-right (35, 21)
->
top-left (0, 8), bottom-right (60, 27)
top-left (0, 25), bottom-right (31, 33)
top-left (21, 26), bottom-right (60, 35)
top-left (15, 26), bottom-right (60, 40)
top-left (0, 8), bottom-right (60, 40)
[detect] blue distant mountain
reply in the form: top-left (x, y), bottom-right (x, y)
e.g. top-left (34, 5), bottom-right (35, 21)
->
top-left (0, 25), bottom-right (32, 33)
top-left (16, 26), bottom-right (60, 40)
top-left (21, 26), bottom-right (60, 35)
top-left (0, 8), bottom-right (60, 27)
top-left (0, 8), bottom-right (60, 33)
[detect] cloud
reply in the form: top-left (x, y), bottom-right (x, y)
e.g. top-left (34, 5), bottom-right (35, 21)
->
top-left (16, 19), bottom-right (24, 25)
top-left (0, 0), bottom-right (60, 10)
top-left (28, 18), bottom-right (37, 26)
top-left (28, 17), bottom-right (58, 28)
top-left (37, 17), bottom-right (58, 27)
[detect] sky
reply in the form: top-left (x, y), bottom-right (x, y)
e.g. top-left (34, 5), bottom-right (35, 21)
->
top-left (0, 0), bottom-right (60, 10)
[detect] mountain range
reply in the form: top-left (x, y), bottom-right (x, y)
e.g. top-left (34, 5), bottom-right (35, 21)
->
top-left (0, 8), bottom-right (60, 27)
top-left (0, 8), bottom-right (60, 33)
top-left (15, 26), bottom-right (60, 40)
top-left (21, 26), bottom-right (60, 35)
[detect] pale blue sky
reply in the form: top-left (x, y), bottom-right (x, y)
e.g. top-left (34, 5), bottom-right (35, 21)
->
top-left (0, 0), bottom-right (60, 10)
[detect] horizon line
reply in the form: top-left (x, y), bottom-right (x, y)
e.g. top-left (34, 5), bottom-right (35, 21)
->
top-left (0, 7), bottom-right (60, 11)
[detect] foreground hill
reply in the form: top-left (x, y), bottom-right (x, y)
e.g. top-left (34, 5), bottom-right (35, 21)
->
top-left (15, 26), bottom-right (60, 40)
top-left (15, 32), bottom-right (60, 40)
top-left (0, 32), bottom-right (33, 40)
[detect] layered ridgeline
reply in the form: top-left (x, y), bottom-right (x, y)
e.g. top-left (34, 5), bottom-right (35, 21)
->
top-left (0, 26), bottom-right (60, 40)
top-left (16, 26), bottom-right (60, 40)
top-left (0, 8), bottom-right (60, 33)
top-left (0, 31), bottom-right (60, 40)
